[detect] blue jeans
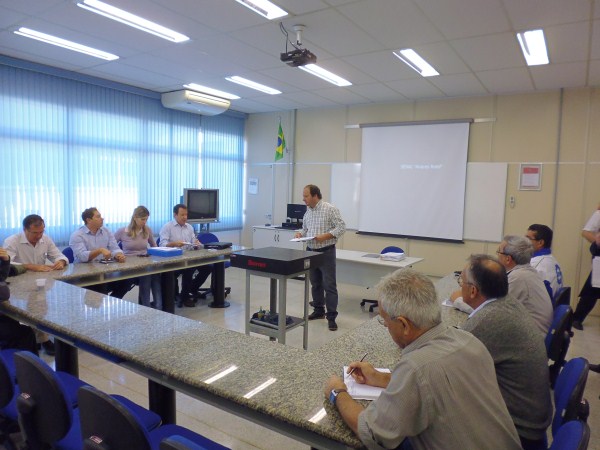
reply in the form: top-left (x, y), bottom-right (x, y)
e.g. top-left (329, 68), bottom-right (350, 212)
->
top-left (308, 246), bottom-right (338, 320)
top-left (138, 274), bottom-right (162, 310)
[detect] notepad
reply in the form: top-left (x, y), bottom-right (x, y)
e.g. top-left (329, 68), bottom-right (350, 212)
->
top-left (290, 236), bottom-right (314, 242)
top-left (343, 366), bottom-right (390, 401)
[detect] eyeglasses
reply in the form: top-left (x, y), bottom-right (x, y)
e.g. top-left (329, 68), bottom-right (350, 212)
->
top-left (496, 250), bottom-right (509, 256)
top-left (457, 276), bottom-right (475, 288)
top-left (526, 235), bottom-right (539, 241)
top-left (376, 315), bottom-right (386, 325)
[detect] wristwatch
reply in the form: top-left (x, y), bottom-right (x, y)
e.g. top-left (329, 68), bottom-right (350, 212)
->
top-left (329, 388), bottom-right (348, 406)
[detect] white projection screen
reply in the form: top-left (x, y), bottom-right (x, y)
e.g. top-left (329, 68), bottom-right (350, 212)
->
top-left (359, 120), bottom-right (471, 242)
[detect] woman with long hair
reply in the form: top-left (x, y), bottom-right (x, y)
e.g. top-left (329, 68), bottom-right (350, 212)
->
top-left (114, 206), bottom-right (162, 309)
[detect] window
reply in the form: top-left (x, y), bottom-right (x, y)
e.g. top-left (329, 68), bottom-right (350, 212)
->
top-left (0, 64), bottom-right (245, 245)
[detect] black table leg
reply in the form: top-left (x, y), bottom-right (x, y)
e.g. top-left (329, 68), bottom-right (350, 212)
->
top-left (148, 379), bottom-right (176, 424)
top-left (208, 262), bottom-right (229, 308)
top-left (162, 272), bottom-right (175, 314)
top-left (55, 339), bottom-right (78, 376)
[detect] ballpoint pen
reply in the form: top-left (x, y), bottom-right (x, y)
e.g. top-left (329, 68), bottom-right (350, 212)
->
top-left (348, 352), bottom-right (369, 376)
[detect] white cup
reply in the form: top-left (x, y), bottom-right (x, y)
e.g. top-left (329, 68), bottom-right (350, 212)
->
top-left (35, 278), bottom-right (46, 289)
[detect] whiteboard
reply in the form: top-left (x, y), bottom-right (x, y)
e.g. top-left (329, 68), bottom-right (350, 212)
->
top-left (331, 162), bottom-right (507, 241)
top-left (331, 163), bottom-right (361, 229)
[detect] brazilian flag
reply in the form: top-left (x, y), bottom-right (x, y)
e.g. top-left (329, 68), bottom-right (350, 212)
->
top-left (276, 123), bottom-right (286, 161)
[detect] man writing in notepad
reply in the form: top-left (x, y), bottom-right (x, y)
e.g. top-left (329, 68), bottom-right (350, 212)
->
top-left (324, 268), bottom-right (520, 450)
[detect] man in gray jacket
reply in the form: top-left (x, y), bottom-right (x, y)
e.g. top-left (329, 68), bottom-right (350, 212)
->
top-left (497, 235), bottom-right (553, 335)
top-left (459, 254), bottom-right (552, 450)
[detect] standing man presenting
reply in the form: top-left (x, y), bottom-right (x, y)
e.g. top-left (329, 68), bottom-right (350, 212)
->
top-left (295, 184), bottom-right (345, 331)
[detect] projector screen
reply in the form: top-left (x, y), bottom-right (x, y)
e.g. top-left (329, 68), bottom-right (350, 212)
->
top-left (359, 121), bottom-right (470, 242)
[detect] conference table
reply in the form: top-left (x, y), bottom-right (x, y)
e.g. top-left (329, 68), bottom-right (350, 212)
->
top-left (336, 249), bottom-right (424, 287)
top-left (0, 249), bottom-right (466, 449)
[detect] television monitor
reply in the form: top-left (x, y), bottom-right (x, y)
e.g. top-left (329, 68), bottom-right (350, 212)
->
top-left (183, 189), bottom-right (219, 224)
top-left (287, 203), bottom-right (307, 224)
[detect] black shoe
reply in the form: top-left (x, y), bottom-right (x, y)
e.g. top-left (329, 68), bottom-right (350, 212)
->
top-left (41, 340), bottom-right (56, 356)
top-left (183, 298), bottom-right (196, 307)
top-left (328, 320), bottom-right (338, 331)
top-left (308, 311), bottom-right (326, 320)
top-left (589, 364), bottom-right (600, 373)
top-left (573, 320), bottom-right (583, 331)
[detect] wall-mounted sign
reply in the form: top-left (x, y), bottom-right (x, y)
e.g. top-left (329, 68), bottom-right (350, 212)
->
top-left (519, 164), bottom-right (542, 191)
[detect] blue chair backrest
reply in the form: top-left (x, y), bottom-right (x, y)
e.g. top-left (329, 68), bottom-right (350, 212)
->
top-left (553, 358), bottom-right (589, 436)
top-left (62, 246), bottom-right (74, 264)
top-left (546, 305), bottom-right (572, 360)
top-left (14, 351), bottom-right (74, 445)
top-left (549, 420), bottom-right (590, 450)
top-left (554, 286), bottom-right (572, 309)
top-left (381, 246), bottom-right (403, 254)
top-left (198, 233), bottom-right (219, 244)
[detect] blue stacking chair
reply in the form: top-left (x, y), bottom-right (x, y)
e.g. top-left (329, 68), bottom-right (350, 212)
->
top-left (160, 435), bottom-right (213, 450)
top-left (549, 420), bottom-right (590, 450)
top-left (546, 305), bottom-right (573, 387)
top-left (552, 358), bottom-right (590, 438)
top-left (14, 351), bottom-right (161, 450)
top-left (0, 349), bottom-right (20, 449)
top-left (361, 246), bottom-right (404, 312)
top-left (62, 246), bottom-right (75, 264)
top-left (197, 233), bottom-right (231, 299)
top-left (553, 286), bottom-right (572, 309)
top-left (78, 385), bottom-right (230, 450)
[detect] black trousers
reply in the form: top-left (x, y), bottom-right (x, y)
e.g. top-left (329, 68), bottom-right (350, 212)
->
top-left (573, 272), bottom-right (600, 323)
top-left (0, 315), bottom-right (38, 354)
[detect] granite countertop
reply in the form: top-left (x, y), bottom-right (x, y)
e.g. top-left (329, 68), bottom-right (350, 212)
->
top-left (1, 261), bottom-right (468, 449)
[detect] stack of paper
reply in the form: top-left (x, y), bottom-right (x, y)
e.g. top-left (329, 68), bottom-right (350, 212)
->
top-left (343, 366), bottom-right (391, 400)
top-left (380, 252), bottom-right (405, 261)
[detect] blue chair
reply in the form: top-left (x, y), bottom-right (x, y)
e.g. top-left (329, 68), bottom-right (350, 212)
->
top-left (554, 286), bottom-right (572, 309)
top-left (546, 305), bottom-right (573, 387)
top-left (361, 246), bottom-right (404, 312)
top-left (78, 385), bottom-right (230, 450)
top-left (549, 420), bottom-right (590, 450)
top-left (0, 349), bottom-right (20, 449)
top-left (14, 351), bottom-right (161, 450)
top-left (160, 435), bottom-right (213, 450)
top-left (62, 246), bottom-right (75, 264)
top-left (552, 358), bottom-right (590, 438)
top-left (544, 279), bottom-right (554, 299)
top-left (196, 233), bottom-right (231, 299)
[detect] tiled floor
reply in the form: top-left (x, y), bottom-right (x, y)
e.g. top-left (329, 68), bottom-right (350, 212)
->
top-left (37, 268), bottom-right (600, 449)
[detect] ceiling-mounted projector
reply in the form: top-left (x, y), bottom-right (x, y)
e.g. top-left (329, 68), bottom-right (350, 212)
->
top-left (280, 48), bottom-right (317, 67)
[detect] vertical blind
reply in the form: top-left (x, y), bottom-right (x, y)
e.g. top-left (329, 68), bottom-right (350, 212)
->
top-left (0, 64), bottom-right (245, 245)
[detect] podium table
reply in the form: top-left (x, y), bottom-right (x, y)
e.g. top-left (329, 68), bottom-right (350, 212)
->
top-left (230, 247), bottom-right (325, 350)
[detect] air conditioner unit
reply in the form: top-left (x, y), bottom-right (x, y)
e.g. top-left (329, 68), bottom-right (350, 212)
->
top-left (161, 90), bottom-right (230, 116)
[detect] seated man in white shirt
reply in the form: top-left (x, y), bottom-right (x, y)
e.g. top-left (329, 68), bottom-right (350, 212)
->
top-left (526, 224), bottom-right (563, 299)
top-left (3, 214), bottom-right (70, 355)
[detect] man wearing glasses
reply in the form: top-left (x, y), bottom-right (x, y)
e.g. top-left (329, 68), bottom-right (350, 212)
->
top-left (459, 255), bottom-right (551, 450)
top-left (496, 235), bottom-right (553, 335)
top-left (526, 224), bottom-right (563, 299)
top-left (323, 268), bottom-right (521, 450)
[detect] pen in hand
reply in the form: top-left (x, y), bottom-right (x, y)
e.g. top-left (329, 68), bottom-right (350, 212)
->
top-left (348, 352), bottom-right (369, 376)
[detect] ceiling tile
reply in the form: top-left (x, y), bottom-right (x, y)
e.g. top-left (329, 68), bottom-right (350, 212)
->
top-left (476, 67), bottom-right (534, 93)
top-left (451, 32), bottom-right (524, 71)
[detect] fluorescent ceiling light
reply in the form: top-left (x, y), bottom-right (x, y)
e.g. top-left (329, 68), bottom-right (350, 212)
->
top-left (243, 378), bottom-right (277, 399)
top-left (77, 0), bottom-right (189, 43)
top-left (517, 29), bottom-right (549, 66)
top-left (204, 365), bottom-right (238, 384)
top-left (298, 64), bottom-right (352, 87)
top-left (225, 76), bottom-right (281, 95)
top-left (234, 0), bottom-right (288, 20)
top-left (393, 49), bottom-right (439, 77)
top-left (184, 83), bottom-right (240, 100)
top-left (14, 27), bottom-right (119, 61)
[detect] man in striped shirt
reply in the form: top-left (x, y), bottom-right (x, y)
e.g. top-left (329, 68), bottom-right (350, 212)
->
top-left (295, 184), bottom-right (345, 331)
